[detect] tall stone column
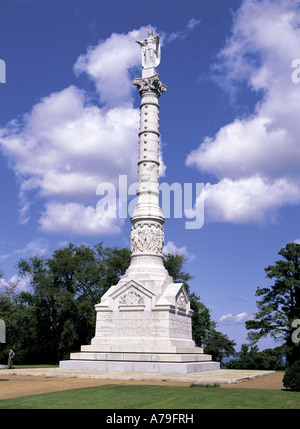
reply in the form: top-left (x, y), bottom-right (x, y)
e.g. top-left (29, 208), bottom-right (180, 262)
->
top-left (59, 29), bottom-right (220, 374)
top-left (122, 75), bottom-right (172, 294)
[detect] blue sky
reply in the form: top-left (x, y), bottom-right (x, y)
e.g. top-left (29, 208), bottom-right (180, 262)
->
top-left (0, 0), bottom-right (300, 351)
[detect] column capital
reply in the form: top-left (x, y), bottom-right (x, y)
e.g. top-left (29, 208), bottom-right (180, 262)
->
top-left (133, 75), bottom-right (167, 97)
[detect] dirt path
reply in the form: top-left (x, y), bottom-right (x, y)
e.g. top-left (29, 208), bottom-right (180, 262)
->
top-left (0, 374), bottom-right (191, 400)
top-left (0, 372), bottom-right (285, 400)
top-left (220, 371), bottom-right (284, 389)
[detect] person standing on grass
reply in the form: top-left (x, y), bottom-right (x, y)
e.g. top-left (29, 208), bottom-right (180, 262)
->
top-left (7, 348), bottom-right (15, 369)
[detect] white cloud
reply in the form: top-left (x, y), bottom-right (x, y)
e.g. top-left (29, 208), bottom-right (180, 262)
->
top-left (186, 116), bottom-right (300, 181)
top-left (218, 312), bottom-right (250, 325)
top-left (0, 24), bottom-right (196, 235)
top-left (0, 27), bottom-right (147, 233)
top-left (161, 18), bottom-right (201, 45)
top-left (39, 202), bottom-right (123, 236)
top-left (186, 0), bottom-right (300, 224)
top-left (163, 240), bottom-right (195, 261)
top-left (9, 275), bottom-right (32, 292)
top-left (0, 238), bottom-right (49, 263)
top-left (0, 274), bottom-right (32, 293)
top-left (1, 85), bottom-right (139, 198)
top-left (0, 254), bottom-right (10, 262)
top-left (0, 84), bottom-right (139, 230)
top-left (196, 175), bottom-right (299, 224)
top-left (74, 27), bottom-right (149, 107)
top-left (14, 238), bottom-right (49, 257)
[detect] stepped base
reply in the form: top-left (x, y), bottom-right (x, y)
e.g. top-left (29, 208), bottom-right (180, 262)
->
top-left (81, 345), bottom-right (205, 354)
top-left (60, 346), bottom-right (220, 374)
top-left (60, 358), bottom-right (220, 373)
top-left (69, 351), bottom-right (212, 363)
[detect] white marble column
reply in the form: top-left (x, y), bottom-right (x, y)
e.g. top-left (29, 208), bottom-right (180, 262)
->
top-left (59, 29), bottom-right (220, 374)
top-left (120, 75), bottom-right (172, 295)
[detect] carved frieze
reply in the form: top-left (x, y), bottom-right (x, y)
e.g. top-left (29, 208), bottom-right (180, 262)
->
top-left (131, 222), bottom-right (164, 254)
top-left (119, 288), bottom-right (144, 305)
top-left (177, 292), bottom-right (187, 310)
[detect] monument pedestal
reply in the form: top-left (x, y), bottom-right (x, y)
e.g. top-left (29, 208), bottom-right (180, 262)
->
top-left (59, 278), bottom-right (220, 373)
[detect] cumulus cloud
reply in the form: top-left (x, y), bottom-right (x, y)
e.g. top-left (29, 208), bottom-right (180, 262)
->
top-left (39, 202), bottom-right (123, 235)
top-left (0, 85), bottom-right (139, 231)
top-left (1, 85), bottom-right (139, 192)
top-left (218, 312), bottom-right (250, 325)
top-left (161, 18), bottom-right (201, 45)
top-left (74, 27), bottom-right (149, 107)
top-left (163, 240), bottom-right (195, 261)
top-left (2, 274), bottom-right (32, 292)
top-left (0, 238), bottom-right (49, 263)
top-left (186, 0), bottom-right (300, 224)
top-left (196, 175), bottom-right (299, 224)
top-left (0, 239), bottom-right (48, 291)
top-left (0, 28), bottom-right (154, 235)
top-left (14, 238), bottom-right (49, 257)
top-left (0, 22), bottom-right (207, 236)
top-left (0, 23), bottom-right (188, 236)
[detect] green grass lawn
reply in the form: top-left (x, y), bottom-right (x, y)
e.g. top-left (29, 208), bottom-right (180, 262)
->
top-left (0, 384), bottom-right (299, 409)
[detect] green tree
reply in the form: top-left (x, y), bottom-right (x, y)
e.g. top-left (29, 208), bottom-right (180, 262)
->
top-left (204, 330), bottom-right (236, 362)
top-left (225, 344), bottom-right (285, 370)
top-left (0, 243), bottom-right (233, 365)
top-left (0, 280), bottom-right (19, 363)
top-left (163, 253), bottom-right (215, 346)
top-left (283, 360), bottom-right (300, 391)
top-left (14, 243), bottom-right (132, 363)
top-left (163, 253), bottom-right (235, 354)
top-left (163, 253), bottom-right (193, 293)
top-left (246, 243), bottom-right (300, 365)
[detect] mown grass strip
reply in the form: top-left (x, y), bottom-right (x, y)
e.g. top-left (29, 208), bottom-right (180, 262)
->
top-left (0, 384), bottom-right (299, 409)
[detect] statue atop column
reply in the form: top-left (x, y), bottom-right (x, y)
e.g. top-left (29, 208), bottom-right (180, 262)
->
top-left (136, 28), bottom-right (161, 78)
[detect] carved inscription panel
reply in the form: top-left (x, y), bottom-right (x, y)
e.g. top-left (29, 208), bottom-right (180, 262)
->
top-left (95, 310), bottom-right (192, 341)
top-left (170, 314), bottom-right (192, 339)
top-left (96, 311), bottom-right (167, 338)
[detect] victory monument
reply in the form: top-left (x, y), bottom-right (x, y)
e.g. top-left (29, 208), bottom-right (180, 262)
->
top-left (60, 29), bottom-right (220, 373)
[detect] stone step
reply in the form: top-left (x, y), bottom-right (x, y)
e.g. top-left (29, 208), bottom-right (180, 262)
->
top-left (59, 359), bottom-right (220, 373)
top-left (81, 344), bottom-right (204, 354)
top-left (69, 352), bottom-right (212, 362)
top-left (91, 337), bottom-right (198, 349)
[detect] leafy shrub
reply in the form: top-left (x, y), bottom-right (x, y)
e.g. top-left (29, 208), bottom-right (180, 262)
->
top-left (225, 344), bottom-right (285, 370)
top-left (283, 360), bottom-right (300, 391)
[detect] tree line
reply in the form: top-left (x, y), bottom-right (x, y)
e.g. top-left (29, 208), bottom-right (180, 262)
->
top-left (0, 242), bottom-right (235, 365)
top-left (1, 241), bottom-right (299, 369)
top-left (225, 242), bottom-right (300, 370)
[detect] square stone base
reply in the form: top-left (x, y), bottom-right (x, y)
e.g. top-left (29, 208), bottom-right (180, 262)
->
top-left (59, 279), bottom-right (220, 374)
top-left (59, 359), bottom-right (220, 373)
